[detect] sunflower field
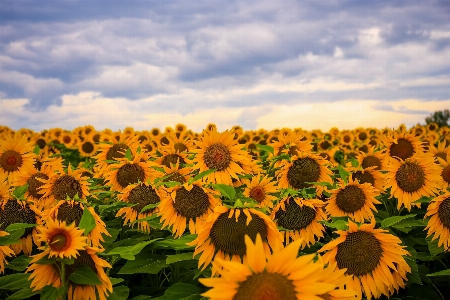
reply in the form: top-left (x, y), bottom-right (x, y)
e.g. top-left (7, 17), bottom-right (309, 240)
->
top-left (0, 122), bottom-right (449, 300)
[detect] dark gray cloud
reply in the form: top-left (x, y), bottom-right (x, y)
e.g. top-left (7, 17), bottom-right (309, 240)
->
top-left (0, 0), bottom-right (449, 130)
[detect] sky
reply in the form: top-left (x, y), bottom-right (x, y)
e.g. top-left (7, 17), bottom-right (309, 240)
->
top-left (1, 0), bottom-right (450, 133)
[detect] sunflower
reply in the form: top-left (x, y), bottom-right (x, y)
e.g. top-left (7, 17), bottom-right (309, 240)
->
top-left (437, 155), bottom-right (450, 190)
top-left (427, 122), bottom-right (439, 132)
top-left (155, 147), bottom-right (189, 168)
top-left (94, 131), bottom-right (140, 174)
top-left (424, 192), bottom-right (450, 250)
top-left (319, 219), bottom-right (411, 300)
top-left (45, 200), bottom-right (110, 248)
top-left (346, 165), bottom-right (385, 192)
top-left (355, 128), bottom-right (370, 143)
top-left (27, 246), bottom-right (112, 300)
top-left (381, 129), bottom-right (424, 162)
top-left (61, 131), bottom-right (77, 149)
top-left (269, 131), bottom-right (312, 157)
top-left (160, 130), bottom-right (195, 154)
top-left (428, 140), bottom-right (450, 164)
top-left (340, 131), bottom-right (354, 146)
top-left (190, 130), bottom-right (249, 185)
top-left (0, 172), bottom-right (9, 199)
top-left (356, 146), bottom-right (385, 171)
top-left (200, 234), bottom-right (342, 300)
top-left (384, 153), bottom-right (441, 210)
top-left (326, 177), bottom-right (380, 222)
top-left (0, 231), bottom-right (14, 274)
top-left (103, 152), bottom-right (158, 192)
top-left (159, 180), bottom-right (221, 237)
top-left (77, 134), bottom-right (98, 157)
top-left (277, 152), bottom-right (333, 197)
top-left (116, 181), bottom-right (162, 233)
top-left (38, 164), bottom-right (90, 203)
top-left (271, 197), bottom-right (327, 248)
top-left (188, 206), bottom-right (282, 274)
top-left (242, 174), bottom-right (279, 208)
top-left (32, 218), bottom-right (87, 261)
top-left (0, 134), bottom-right (37, 182)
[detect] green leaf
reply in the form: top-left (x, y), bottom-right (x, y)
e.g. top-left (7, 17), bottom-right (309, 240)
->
top-left (162, 283), bottom-right (201, 300)
top-left (427, 237), bottom-right (445, 258)
top-left (413, 196), bottom-right (433, 204)
top-left (337, 165), bottom-right (349, 184)
top-left (68, 265), bottom-right (102, 285)
top-left (108, 286), bottom-right (130, 300)
top-left (427, 269), bottom-right (450, 277)
top-left (166, 252), bottom-right (195, 264)
top-left (118, 255), bottom-right (167, 274)
top-left (381, 214), bottom-right (416, 228)
top-left (5, 223), bottom-right (37, 232)
top-left (109, 277), bottom-right (125, 286)
top-left (33, 145), bottom-right (40, 155)
top-left (193, 169), bottom-right (216, 182)
top-left (0, 273), bottom-right (32, 290)
top-left (321, 220), bottom-right (348, 230)
top-left (79, 206), bottom-right (96, 235)
top-left (152, 234), bottom-right (196, 250)
top-left (0, 229), bottom-right (25, 245)
top-left (6, 255), bottom-right (32, 271)
top-left (102, 240), bottom-right (157, 260)
top-left (124, 148), bottom-right (133, 160)
top-left (57, 257), bottom-right (75, 265)
top-left (12, 184), bottom-right (28, 199)
top-left (350, 157), bottom-right (359, 168)
top-left (40, 286), bottom-right (64, 300)
top-left (255, 144), bottom-right (274, 154)
top-left (140, 203), bottom-right (160, 213)
top-left (211, 184), bottom-right (236, 200)
top-left (5, 287), bottom-right (40, 300)
top-left (405, 247), bottom-right (422, 285)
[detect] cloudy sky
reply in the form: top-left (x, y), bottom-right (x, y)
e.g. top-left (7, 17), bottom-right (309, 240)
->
top-left (1, 0), bottom-right (450, 133)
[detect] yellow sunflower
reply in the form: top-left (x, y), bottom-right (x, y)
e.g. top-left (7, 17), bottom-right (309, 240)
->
top-left (27, 246), bottom-right (112, 300)
top-left (116, 181), bottom-right (162, 233)
top-left (0, 197), bottom-right (42, 256)
top-left (155, 147), bottom-right (189, 168)
top-left (339, 131), bottom-right (354, 146)
top-left (31, 218), bottom-right (87, 261)
top-left (45, 200), bottom-right (110, 248)
top-left (38, 164), bottom-right (90, 203)
top-left (437, 155), bottom-right (450, 189)
top-left (190, 130), bottom-right (249, 185)
top-left (0, 172), bottom-right (9, 199)
top-left (77, 134), bottom-right (98, 157)
top-left (428, 140), bottom-right (450, 164)
top-left (424, 192), bottom-right (450, 250)
top-left (356, 146), bottom-right (385, 171)
top-left (159, 180), bottom-right (221, 237)
top-left (0, 134), bottom-right (37, 182)
top-left (346, 165), bottom-right (385, 192)
top-left (271, 197), bottom-right (327, 248)
top-left (277, 152), bottom-right (333, 196)
top-left (269, 130), bottom-right (312, 157)
top-left (103, 152), bottom-right (158, 192)
top-left (0, 231), bottom-right (14, 274)
top-left (200, 234), bottom-right (343, 300)
top-left (326, 177), bottom-right (380, 222)
top-left (160, 130), bottom-right (195, 154)
top-left (242, 174), bottom-right (279, 208)
top-left (381, 129), bottom-right (424, 162)
top-left (188, 206), bottom-right (282, 274)
top-left (384, 153), bottom-right (441, 210)
top-left (319, 219), bottom-right (411, 300)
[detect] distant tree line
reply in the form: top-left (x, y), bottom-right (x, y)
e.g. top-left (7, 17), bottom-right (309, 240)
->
top-left (425, 109), bottom-right (449, 127)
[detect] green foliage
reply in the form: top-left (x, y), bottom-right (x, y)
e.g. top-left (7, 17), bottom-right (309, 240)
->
top-left (425, 109), bottom-right (450, 127)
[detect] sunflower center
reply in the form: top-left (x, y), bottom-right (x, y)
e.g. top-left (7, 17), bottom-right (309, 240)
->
top-left (52, 175), bottom-right (83, 200)
top-left (163, 172), bottom-right (186, 184)
top-left (343, 135), bottom-right (351, 143)
top-left (81, 142), bottom-right (95, 154)
top-left (361, 155), bottom-right (382, 170)
top-left (57, 202), bottom-right (84, 226)
top-left (395, 162), bottom-right (425, 193)
top-left (438, 197), bottom-right (450, 229)
top-left (390, 138), bottom-right (414, 160)
top-left (162, 154), bottom-right (186, 168)
top-left (274, 198), bottom-right (316, 230)
top-left (63, 136), bottom-right (72, 144)
top-left (335, 185), bottom-right (366, 213)
top-left (319, 140), bottom-right (332, 150)
top-left (116, 163), bottom-right (145, 188)
top-left (0, 150), bottom-right (23, 172)
top-left (336, 231), bottom-right (382, 276)
top-left (174, 142), bottom-right (188, 152)
top-left (210, 210), bottom-right (268, 256)
top-left (27, 173), bottom-right (49, 199)
top-left (0, 199), bottom-right (37, 238)
top-left (249, 186), bottom-right (266, 203)
top-left (351, 171), bottom-right (375, 186)
top-left (66, 250), bottom-right (97, 285)
top-left (49, 232), bottom-right (69, 251)
top-left (359, 132), bottom-right (368, 141)
top-left (232, 271), bottom-right (297, 300)
top-left (173, 186), bottom-right (210, 219)
top-left (286, 157), bottom-right (321, 189)
top-left (204, 143), bottom-right (231, 171)
top-left (128, 184), bottom-right (160, 213)
top-left (441, 166), bottom-right (450, 185)
top-left (106, 144), bottom-right (129, 161)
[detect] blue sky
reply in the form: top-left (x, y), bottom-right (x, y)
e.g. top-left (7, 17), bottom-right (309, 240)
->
top-left (1, 0), bottom-right (450, 132)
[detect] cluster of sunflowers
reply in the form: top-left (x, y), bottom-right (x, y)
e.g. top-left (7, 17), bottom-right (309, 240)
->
top-left (0, 122), bottom-right (449, 300)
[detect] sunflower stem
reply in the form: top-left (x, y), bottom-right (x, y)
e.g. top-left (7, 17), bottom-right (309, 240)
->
top-left (61, 262), bottom-right (67, 300)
